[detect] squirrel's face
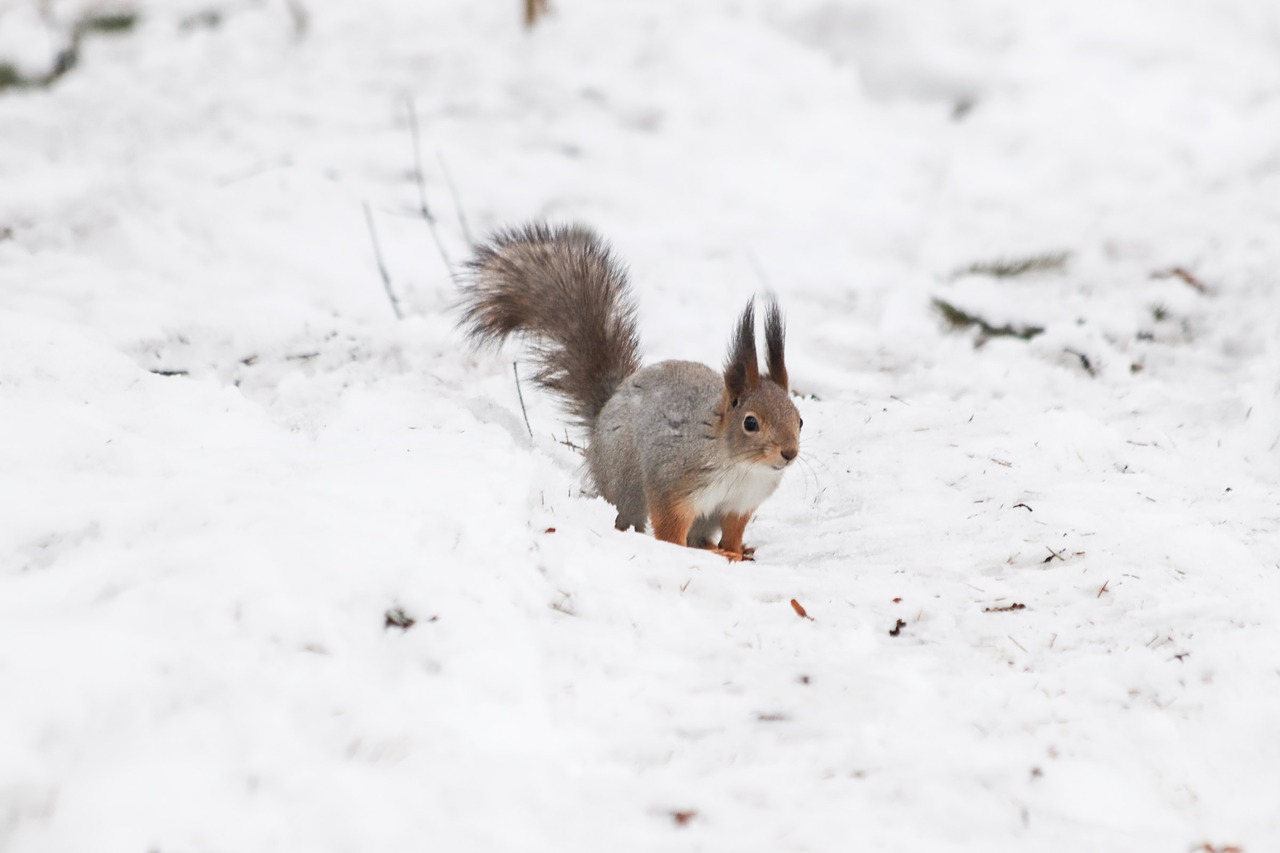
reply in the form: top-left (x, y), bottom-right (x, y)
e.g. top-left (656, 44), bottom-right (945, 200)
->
top-left (720, 296), bottom-right (801, 471)
top-left (727, 380), bottom-right (802, 470)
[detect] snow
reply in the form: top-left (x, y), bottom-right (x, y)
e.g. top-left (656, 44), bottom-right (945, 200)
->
top-left (2, 0), bottom-right (1278, 850)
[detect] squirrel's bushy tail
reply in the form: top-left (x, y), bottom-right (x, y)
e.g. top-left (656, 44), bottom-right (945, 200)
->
top-left (459, 223), bottom-right (643, 426)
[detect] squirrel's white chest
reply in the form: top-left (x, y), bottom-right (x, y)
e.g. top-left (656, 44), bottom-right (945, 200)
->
top-left (690, 461), bottom-right (784, 519)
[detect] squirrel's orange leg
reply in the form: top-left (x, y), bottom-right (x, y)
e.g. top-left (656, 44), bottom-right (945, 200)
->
top-left (717, 512), bottom-right (754, 560)
top-left (650, 498), bottom-right (696, 551)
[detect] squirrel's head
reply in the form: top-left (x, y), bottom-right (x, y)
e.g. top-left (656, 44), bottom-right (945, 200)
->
top-left (721, 297), bottom-right (802, 469)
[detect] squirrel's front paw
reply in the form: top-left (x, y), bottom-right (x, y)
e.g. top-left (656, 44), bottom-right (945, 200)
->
top-left (707, 545), bottom-right (754, 562)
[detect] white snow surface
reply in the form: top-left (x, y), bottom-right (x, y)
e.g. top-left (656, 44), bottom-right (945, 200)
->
top-left (2, 0), bottom-right (1279, 850)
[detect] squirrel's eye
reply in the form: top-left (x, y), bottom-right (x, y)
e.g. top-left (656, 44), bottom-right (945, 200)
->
top-left (743, 415), bottom-right (759, 432)
top-left (799, 418), bottom-right (804, 430)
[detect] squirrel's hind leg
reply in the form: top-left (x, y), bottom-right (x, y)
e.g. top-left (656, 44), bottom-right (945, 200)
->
top-left (614, 509), bottom-right (646, 533)
top-left (591, 440), bottom-right (647, 532)
top-left (611, 485), bottom-right (649, 533)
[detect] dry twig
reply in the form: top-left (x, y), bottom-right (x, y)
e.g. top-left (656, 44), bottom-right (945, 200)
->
top-left (1152, 266), bottom-right (1209, 294)
top-left (513, 362), bottom-right (534, 438)
top-left (362, 202), bottom-right (403, 320)
top-left (524, 0), bottom-right (550, 28)
top-left (405, 99), bottom-right (455, 279)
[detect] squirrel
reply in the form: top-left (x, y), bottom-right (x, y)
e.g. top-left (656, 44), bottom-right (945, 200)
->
top-left (459, 222), bottom-right (802, 561)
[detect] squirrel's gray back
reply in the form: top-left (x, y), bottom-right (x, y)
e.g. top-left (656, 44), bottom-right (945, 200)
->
top-left (588, 361), bottom-right (721, 520)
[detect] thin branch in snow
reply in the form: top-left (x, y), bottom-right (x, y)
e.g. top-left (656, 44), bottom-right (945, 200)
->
top-left (557, 430), bottom-right (585, 455)
top-left (524, 0), bottom-right (550, 28)
top-left (362, 202), bottom-right (403, 320)
top-left (1064, 348), bottom-right (1098, 377)
top-left (405, 98), bottom-right (455, 279)
top-left (513, 362), bottom-right (534, 439)
top-left (436, 150), bottom-right (474, 247)
top-left (1151, 265), bottom-right (1209, 294)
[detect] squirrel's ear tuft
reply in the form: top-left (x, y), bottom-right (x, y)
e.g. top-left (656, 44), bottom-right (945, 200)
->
top-left (724, 298), bottom-right (761, 403)
top-left (764, 298), bottom-right (788, 391)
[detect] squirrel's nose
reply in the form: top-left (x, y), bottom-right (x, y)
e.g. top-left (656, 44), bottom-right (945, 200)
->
top-left (781, 448), bottom-right (798, 462)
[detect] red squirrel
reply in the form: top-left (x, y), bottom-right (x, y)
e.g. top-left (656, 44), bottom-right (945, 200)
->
top-left (459, 223), bottom-right (801, 561)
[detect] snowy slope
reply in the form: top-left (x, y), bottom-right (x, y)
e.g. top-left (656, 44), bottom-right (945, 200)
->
top-left (2, 0), bottom-right (1278, 850)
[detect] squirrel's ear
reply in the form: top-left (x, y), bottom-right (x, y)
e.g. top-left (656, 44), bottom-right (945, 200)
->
top-left (724, 298), bottom-right (760, 404)
top-left (764, 298), bottom-right (788, 391)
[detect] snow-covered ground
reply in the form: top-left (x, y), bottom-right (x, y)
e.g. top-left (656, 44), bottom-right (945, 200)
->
top-left (2, 0), bottom-right (1278, 850)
